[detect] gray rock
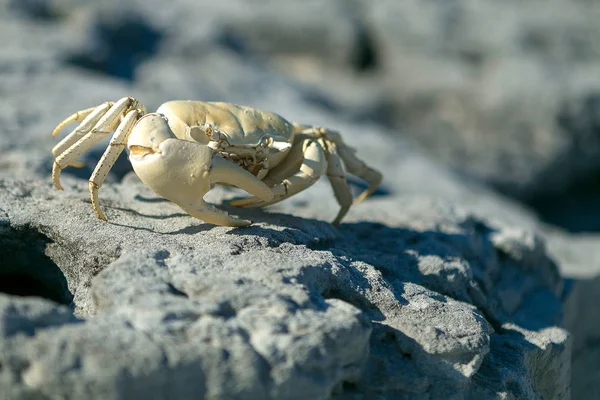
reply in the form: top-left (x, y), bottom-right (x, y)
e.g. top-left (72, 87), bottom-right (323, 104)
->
top-left (0, 1), bottom-right (576, 398)
top-left (0, 176), bottom-right (568, 399)
top-left (545, 231), bottom-right (600, 400)
top-left (369, 0), bottom-right (600, 200)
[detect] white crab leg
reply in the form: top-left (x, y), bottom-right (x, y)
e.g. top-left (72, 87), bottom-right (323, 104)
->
top-left (52, 102), bottom-right (112, 157)
top-left (230, 139), bottom-right (327, 208)
top-left (52, 105), bottom-right (102, 138)
top-left (322, 139), bottom-right (353, 225)
top-left (336, 143), bottom-right (382, 204)
top-left (52, 97), bottom-right (136, 190)
top-left (260, 138), bottom-right (306, 187)
top-left (89, 109), bottom-right (141, 221)
top-left (300, 126), bottom-right (382, 205)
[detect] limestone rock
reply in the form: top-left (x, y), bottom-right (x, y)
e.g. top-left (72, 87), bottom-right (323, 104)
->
top-left (0, 1), bottom-right (576, 398)
top-left (0, 177), bottom-right (569, 399)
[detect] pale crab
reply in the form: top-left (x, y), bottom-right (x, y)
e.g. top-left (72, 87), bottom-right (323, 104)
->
top-left (51, 97), bottom-right (382, 227)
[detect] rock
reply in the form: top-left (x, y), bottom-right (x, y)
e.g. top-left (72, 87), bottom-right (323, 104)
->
top-left (0, 1), bottom-right (575, 398)
top-left (0, 293), bottom-right (79, 337)
top-left (269, 0), bottom-right (600, 204)
top-left (544, 231), bottom-right (600, 400)
top-left (0, 176), bottom-right (569, 399)
top-left (366, 0), bottom-right (600, 235)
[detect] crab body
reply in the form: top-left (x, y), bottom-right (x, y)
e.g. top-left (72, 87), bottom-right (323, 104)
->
top-left (150, 101), bottom-right (296, 177)
top-left (51, 97), bottom-right (382, 227)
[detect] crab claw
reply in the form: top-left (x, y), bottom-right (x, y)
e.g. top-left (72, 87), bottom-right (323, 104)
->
top-left (128, 114), bottom-right (273, 227)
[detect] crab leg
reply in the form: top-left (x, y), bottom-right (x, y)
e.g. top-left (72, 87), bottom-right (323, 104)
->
top-left (52, 105), bottom-right (103, 138)
top-left (336, 143), bottom-right (382, 204)
top-left (52, 102), bottom-right (113, 157)
top-left (260, 137), bottom-right (306, 187)
top-left (321, 139), bottom-right (353, 225)
top-left (89, 109), bottom-right (141, 220)
top-left (298, 126), bottom-right (382, 205)
top-left (230, 139), bottom-right (327, 208)
top-left (52, 97), bottom-right (136, 190)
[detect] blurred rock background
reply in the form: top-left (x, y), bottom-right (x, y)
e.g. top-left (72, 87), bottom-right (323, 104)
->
top-left (1, 0), bottom-right (600, 398)
top-left (5, 0), bottom-right (600, 231)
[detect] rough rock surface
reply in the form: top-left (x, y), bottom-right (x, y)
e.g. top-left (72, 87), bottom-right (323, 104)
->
top-left (361, 1), bottom-right (600, 199)
top-left (0, 177), bottom-right (569, 399)
top-left (0, 0), bottom-right (587, 398)
top-left (545, 232), bottom-right (600, 400)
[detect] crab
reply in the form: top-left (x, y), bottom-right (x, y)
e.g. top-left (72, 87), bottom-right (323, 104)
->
top-left (51, 97), bottom-right (382, 227)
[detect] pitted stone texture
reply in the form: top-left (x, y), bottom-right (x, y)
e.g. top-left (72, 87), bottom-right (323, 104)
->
top-left (0, 178), bottom-right (568, 399)
top-left (1, 291), bottom-right (368, 400)
top-left (0, 294), bottom-right (79, 337)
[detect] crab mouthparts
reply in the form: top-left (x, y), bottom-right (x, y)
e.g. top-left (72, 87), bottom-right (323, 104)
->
top-left (129, 145), bottom-right (158, 157)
